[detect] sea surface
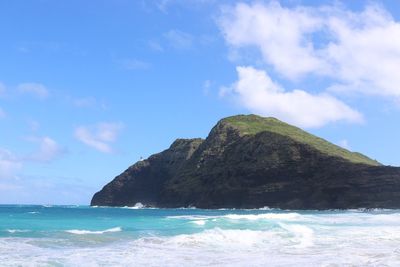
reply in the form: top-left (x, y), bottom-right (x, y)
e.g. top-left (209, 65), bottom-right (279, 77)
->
top-left (1, 205), bottom-right (400, 266)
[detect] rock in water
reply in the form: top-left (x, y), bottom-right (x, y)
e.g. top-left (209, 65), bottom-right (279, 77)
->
top-left (91, 115), bottom-right (400, 209)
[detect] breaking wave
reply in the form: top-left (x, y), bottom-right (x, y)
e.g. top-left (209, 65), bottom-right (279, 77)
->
top-left (65, 227), bottom-right (122, 235)
top-left (6, 229), bottom-right (31, 234)
top-left (2, 206), bottom-right (400, 266)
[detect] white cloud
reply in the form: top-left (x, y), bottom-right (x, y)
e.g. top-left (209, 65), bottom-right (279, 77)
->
top-left (17, 83), bottom-right (49, 99)
top-left (26, 136), bottom-right (65, 162)
top-left (164, 30), bottom-right (194, 50)
top-left (324, 5), bottom-right (400, 97)
top-left (74, 122), bottom-right (124, 153)
top-left (222, 66), bottom-right (362, 128)
top-left (156, 0), bottom-right (170, 13)
top-left (219, 2), bottom-right (327, 79)
top-left (0, 149), bottom-right (22, 179)
top-left (218, 2), bottom-right (400, 98)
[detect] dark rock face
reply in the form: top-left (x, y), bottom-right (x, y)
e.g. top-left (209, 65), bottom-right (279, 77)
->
top-left (91, 117), bottom-right (400, 209)
top-left (91, 138), bottom-right (203, 207)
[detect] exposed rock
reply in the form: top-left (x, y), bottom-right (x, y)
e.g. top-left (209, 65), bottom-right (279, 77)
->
top-left (91, 115), bottom-right (400, 209)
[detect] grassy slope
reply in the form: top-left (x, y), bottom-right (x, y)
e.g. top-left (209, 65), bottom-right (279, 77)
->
top-left (223, 114), bottom-right (380, 166)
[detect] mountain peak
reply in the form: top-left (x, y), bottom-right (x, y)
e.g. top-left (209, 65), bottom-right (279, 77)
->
top-left (217, 114), bottom-right (380, 166)
top-left (92, 114), bottom-right (398, 209)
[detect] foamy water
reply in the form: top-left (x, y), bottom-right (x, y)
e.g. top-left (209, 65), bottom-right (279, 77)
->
top-left (1, 205), bottom-right (400, 266)
top-left (65, 227), bottom-right (122, 235)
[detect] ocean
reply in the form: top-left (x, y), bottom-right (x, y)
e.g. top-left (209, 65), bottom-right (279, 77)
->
top-left (1, 205), bottom-right (400, 266)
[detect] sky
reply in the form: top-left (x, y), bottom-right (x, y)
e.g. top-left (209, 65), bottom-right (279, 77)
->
top-left (1, 0), bottom-right (400, 204)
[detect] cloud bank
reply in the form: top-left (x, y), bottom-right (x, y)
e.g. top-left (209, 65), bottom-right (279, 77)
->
top-left (218, 1), bottom-right (400, 127)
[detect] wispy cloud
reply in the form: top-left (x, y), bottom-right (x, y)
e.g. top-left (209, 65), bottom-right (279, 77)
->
top-left (0, 82), bottom-right (6, 97)
top-left (221, 66), bottom-right (362, 128)
top-left (0, 135), bottom-right (65, 180)
top-left (0, 175), bottom-right (96, 205)
top-left (25, 136), bottom-right (66, 162)
top-left (66, 95), bottom-right (107, 110)
top-left (148, 40), bottom-right (164, 52)
top-left (203, 80), bottom-right (212, 96)
top-left (74, 122), bottom-right (124, 153)
top-left (121, 58), bottom-right (151, 70)
top-left (72, 96), bottom-right (98, 108)
top-left (0, 149), bottom-right (22, 179)
top-left (156, 29), bottom-right (212, 52)
top-left (164, 29), bottom-right (194, 50)
top-left (17, 83), bottom-right (49, 99)
top-left (155, 0), bottom-right (217, 13)
top-left (0, 107), bottom-right (5, 119)
top-left (0, 83), bottom-right (6, 117)
top-left (27, 120), bottom-right (40, 132)
top-left (156, 0), bottom-right (170, 13)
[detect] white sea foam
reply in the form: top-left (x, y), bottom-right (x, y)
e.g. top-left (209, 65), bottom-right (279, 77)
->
top-left (121, 203), bottom-right (158, 209)
top-left (191, 220), bottom-right (206, 226)
top-left (65, 227), bottom-right (122, 235)
top-left (279, 223), bottom-right (314, 248)
top-left (3, 223), bottom-right (400, 266)
top-left (258, 206), bottom-right (273, 210)
top-left (3, 211), bottom-right (400, 266)
top-left (166, 215), bottom-right (212, 220)
top-left (123, 202), bottom-right (144, 209)
top-left (223, 213), bottom-right (300, 220)
top-left (167, 213), bottom-right (300, 221)
top-left (6, 229), bottom-right (30, 233)
top-left (27, 211), bottom-right (39, 214)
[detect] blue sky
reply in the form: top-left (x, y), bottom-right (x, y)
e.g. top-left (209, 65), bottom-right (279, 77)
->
top-left (1, 0), bottom-right (400, 204)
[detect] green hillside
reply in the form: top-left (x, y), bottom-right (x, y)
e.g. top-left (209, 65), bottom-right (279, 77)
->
top-left (223, 114), bottom-right (380, 166)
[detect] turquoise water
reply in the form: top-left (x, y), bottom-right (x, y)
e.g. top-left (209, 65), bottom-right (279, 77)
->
top-left (1, 205), bottom-right (400, 266)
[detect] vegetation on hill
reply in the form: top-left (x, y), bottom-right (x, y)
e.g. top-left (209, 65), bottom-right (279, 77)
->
top-left (222, 114), bottom-right (380, 166)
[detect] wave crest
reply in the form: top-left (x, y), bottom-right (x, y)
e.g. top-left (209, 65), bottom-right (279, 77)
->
top-left (65, 227), bottom-right (122, 235)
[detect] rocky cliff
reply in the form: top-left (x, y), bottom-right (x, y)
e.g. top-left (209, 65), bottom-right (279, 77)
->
top-left (91, 115), bottom-right (400, 209)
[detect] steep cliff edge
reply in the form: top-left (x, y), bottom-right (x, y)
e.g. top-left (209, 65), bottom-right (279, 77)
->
top-left (91, 138), bottom-right (203, 206)
top-left (91, 115), bottom-right (400, 209)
